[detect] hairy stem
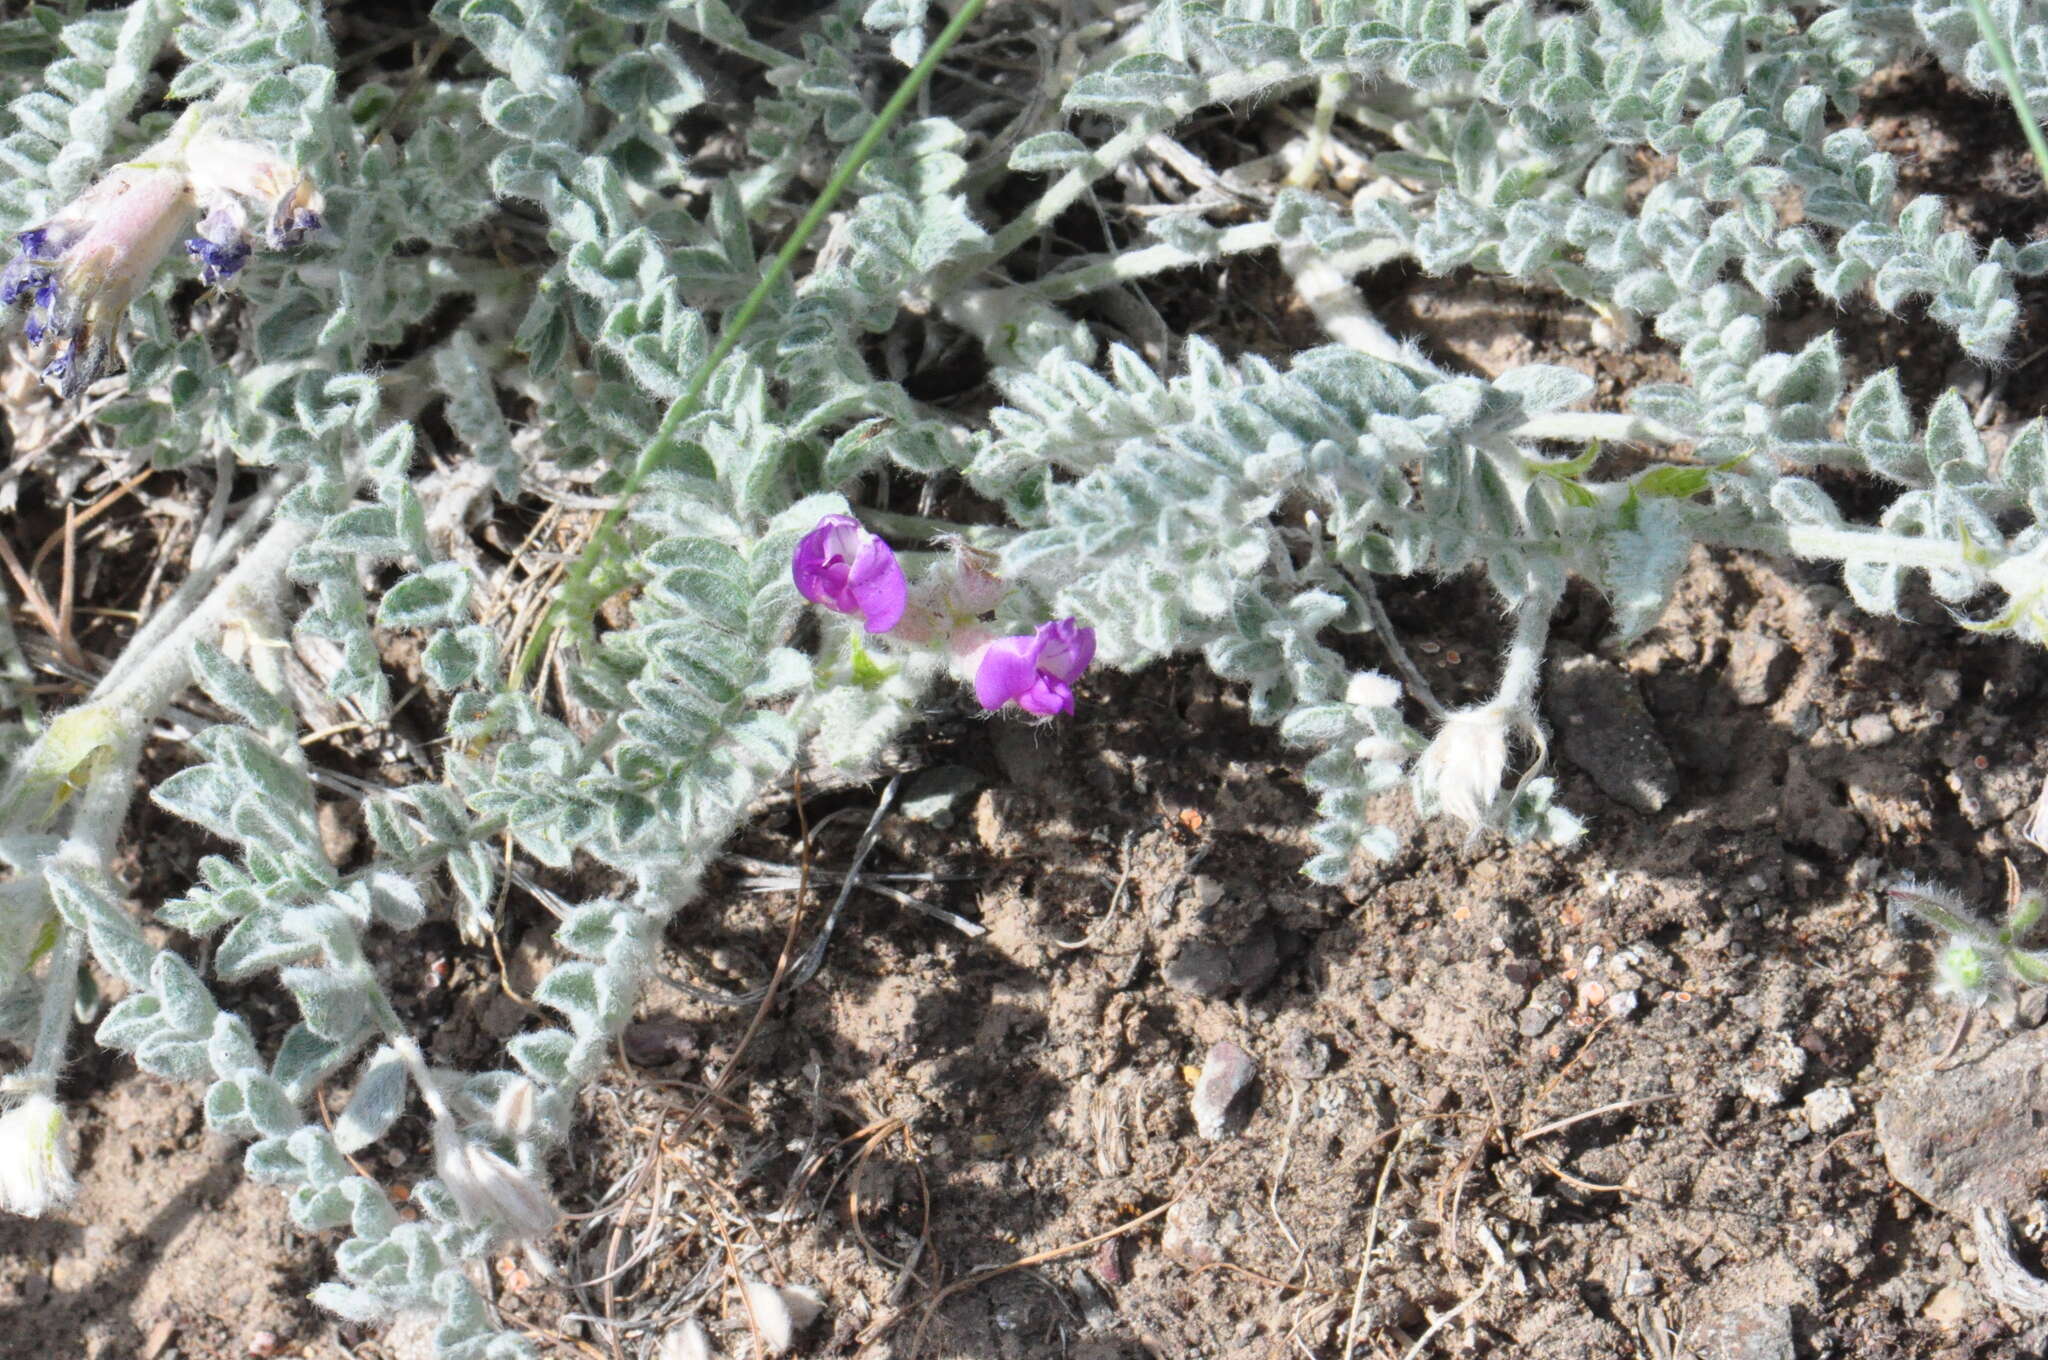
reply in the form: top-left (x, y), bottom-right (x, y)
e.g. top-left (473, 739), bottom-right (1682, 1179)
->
top-left (1495, 571), bottom-right (1561, 715)
top-left (88, 499), bottom-right (321, 729)
top-left (19, 925), bottom-right (83, 1089)
top-left (100, 471), bottom-right (297, 693)
top-left (962, 63), bottom-right (1313, 277)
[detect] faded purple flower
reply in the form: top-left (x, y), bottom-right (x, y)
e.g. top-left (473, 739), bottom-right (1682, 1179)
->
top-left (792, 514), bottom-right (906, 633)
top-left (1, 118), bottom-right (323, 396)
top-left (185, 210), bottom-right (252, 287)
top-left (4, 166), bottom-right (194, 396)
top-left (974, 617), bottom-right (1095, 717)
top-left (182, 125), bottom-right (322, 274)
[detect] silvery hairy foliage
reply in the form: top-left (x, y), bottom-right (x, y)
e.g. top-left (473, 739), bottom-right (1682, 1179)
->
top-left (0, 0), bottom-right (2042, 1352)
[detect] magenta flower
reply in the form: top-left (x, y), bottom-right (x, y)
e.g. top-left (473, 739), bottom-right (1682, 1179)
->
top-left (792, 514), bottom-right (906, 633)
top-left (974, 618), bottom-right (1096, 717)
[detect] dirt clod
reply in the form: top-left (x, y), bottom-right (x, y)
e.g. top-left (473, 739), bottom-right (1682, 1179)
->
top-left (1544, 652), bottom-right (1678, 813)
top-left (1803, 1085), bottom-right (1856, 1135)
top-left (1878, 1028), bottom-right (2048, 1216)
top-left (1726, 631), bottom-right (1793, 707)
top-left (1691, 1302), bottom-right (1796, 1360)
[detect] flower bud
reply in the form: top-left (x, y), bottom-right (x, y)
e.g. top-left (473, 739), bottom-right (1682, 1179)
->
top-left (738, 1278), bottom-right (825, 1355)
top-left (1352, 734), bottom-right (1409, 765)
top-left (657, 1320), bottom-right (716, 1360)
top-left (1934, 941), bottom-right (1997, 1008)
top-left (184, 126), bottom-right (323, 254)
top-left (0, 1093), bottom-right (76, 1217)
top-left (2012, 890), bottom-right (2047, 941)
top-left (1344, 670), bottom-right (1402, 711)
top-left (491, 1077), bottom-right (538, 1140)
top-left (0, 115), bottom-right (321, 396)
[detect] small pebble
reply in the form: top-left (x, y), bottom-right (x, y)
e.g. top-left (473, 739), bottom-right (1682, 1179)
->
top-left (1754, 1044), bottom-right (1808, 1105)
top-left (1093, 1236), bottom-right (1128, 1287)
top-left (1516, 1004), bottom-right (1555, 1039)
top-left (1741, 1070), bottom-right (1792, 1108)
top-left (1192, 1040), bottom-right (1260, 1139)
top-left (1161, 1195), bottom-right (1225, 1263)
top-left (1876, 1027), bottom-right (2048, 1215)
top-left (1922, 1281), bottom-right (1978, 1326)
top-left (1623, 1268), bottom-right (1658, 1297)
top-left (621, 1017), bottom-right (698, 1067)
top-left (1605, 989), bottom-right (1640, 1020)
top-left (2021, 991), bottom-right (2048, 1029)
top-left (1849, 713), bottom-right (1896, 746)
top-left (1803, 1086), bottom-right (1855, 1135)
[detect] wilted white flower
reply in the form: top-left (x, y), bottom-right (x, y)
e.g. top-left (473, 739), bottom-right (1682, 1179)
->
top-left (738, 1278), bottom-right (825, 1355)
top-left (1414, 703), bottom-right (1512, 831)
top-left (890, 536), bottom-right (1009, 651)
top-left (657, 1319), bottom-right (717, 1360)
top-left (0, 1093), bottom-right (76, 1217)
top-left (2, 165), bottom-right (194, 396)
top-left (434, 1116), bottom-right (557, 1239)
top-left (934, 536), bottom-right (1006, 617)
top-left (1344, 670), bottom-right (1402, 711)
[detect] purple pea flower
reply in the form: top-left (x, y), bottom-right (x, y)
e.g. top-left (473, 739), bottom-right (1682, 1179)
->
top-left (974, 618), bottom-right (1096, 718)
top-left (792, 514), bottom-right (907, 634)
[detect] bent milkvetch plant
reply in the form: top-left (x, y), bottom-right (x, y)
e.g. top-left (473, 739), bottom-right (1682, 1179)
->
top-left (9, 0), bottom-right (2048, 1353)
